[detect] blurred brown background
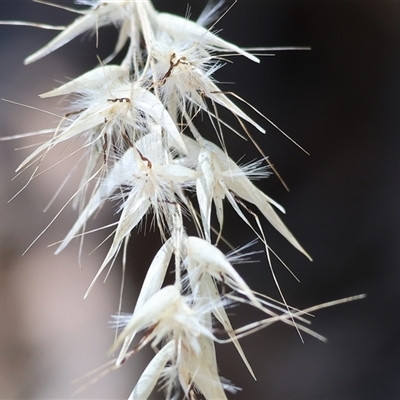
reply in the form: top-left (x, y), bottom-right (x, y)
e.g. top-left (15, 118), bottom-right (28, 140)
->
top-left (1, 1), bottom-right (400, 399)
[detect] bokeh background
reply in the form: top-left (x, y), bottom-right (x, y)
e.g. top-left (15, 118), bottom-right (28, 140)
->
top-left (1, 1), bottom-right (400, 399)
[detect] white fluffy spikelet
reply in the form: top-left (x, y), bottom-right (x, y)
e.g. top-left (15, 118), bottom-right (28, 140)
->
top-left (2, 1), bottom-right (361, 400)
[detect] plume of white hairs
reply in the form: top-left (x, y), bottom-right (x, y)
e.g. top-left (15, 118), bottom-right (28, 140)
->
top-left (1, 1), bottom-right (364, 399)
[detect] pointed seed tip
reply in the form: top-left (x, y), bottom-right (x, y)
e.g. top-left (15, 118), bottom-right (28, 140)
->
top-left (355, 293), bottom-right (367, 300)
